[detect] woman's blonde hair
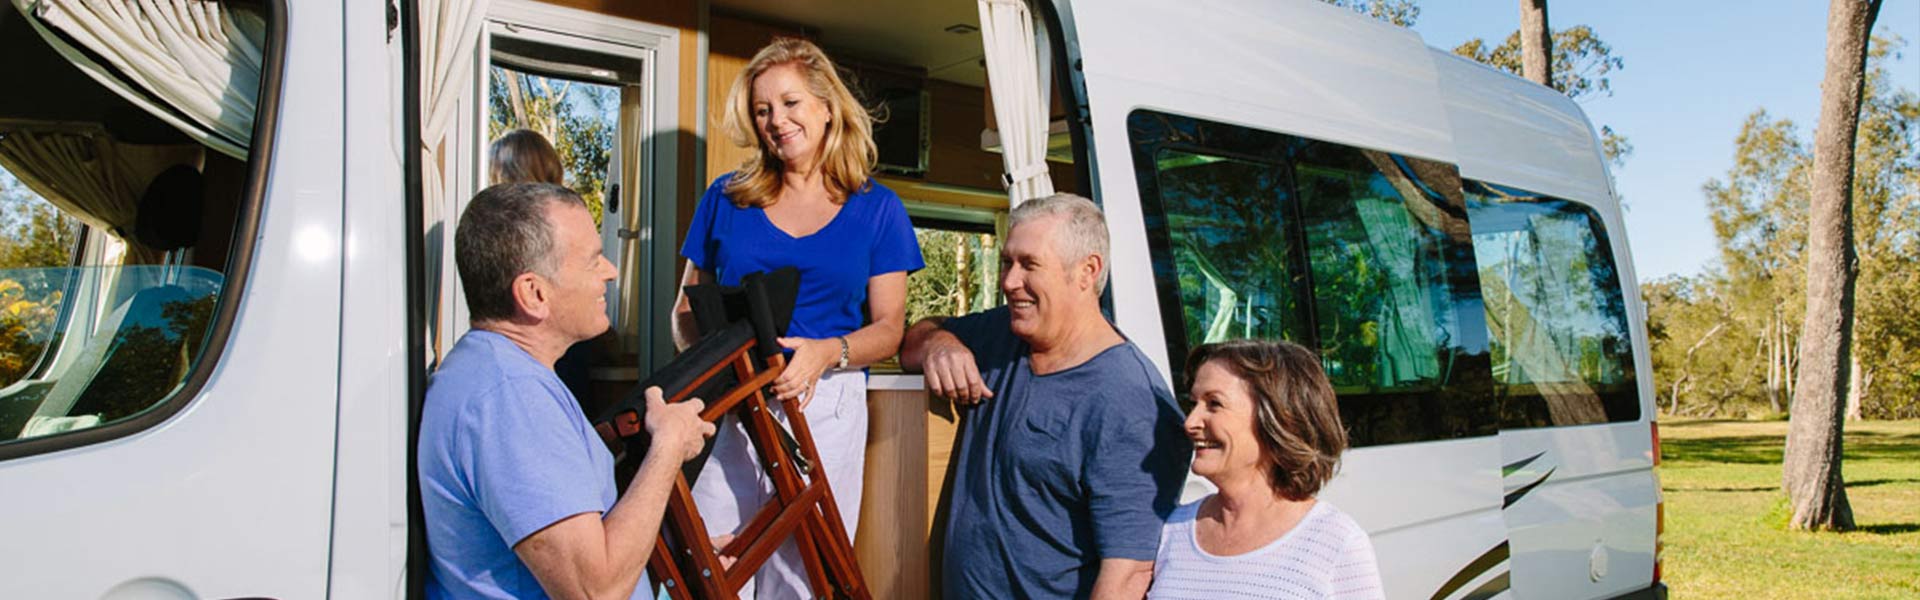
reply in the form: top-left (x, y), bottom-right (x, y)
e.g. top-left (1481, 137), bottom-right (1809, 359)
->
top-left (719, 37), bottom-right (876, 207)
top-left (489, 129), bottom-right (565, 186)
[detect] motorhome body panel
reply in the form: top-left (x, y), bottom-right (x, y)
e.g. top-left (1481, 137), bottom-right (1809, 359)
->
top-left (1430, 39), bottom-right (1659, 600)
top-left (1428, 50), bottom-right (1612, 205)
top-left (0, 2), bottom-right (342, 597)
top-left (1500, 427), bottom-right (1659, 599)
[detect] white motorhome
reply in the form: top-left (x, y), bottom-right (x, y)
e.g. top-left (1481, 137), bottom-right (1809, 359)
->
top-left (0, 0), bottom-right (1663, 598)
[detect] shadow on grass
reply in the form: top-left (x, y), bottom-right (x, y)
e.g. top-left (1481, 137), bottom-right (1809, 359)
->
top-left (1847, 478), bottom-right (1920, 489)
top-left (1856, 523), bottom-right (1920, 535)
top-left (1662, 432), bottom-right (1920, 465)
top-left (1664, 485), bottom-right (1777, 493)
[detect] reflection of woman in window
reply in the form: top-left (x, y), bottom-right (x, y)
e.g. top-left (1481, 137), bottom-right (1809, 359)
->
top-left (488, 128), bottom-right (565, 186)
top-left (1150, 340), bottom-right (1384, 600)
top-left (672, 37), bottom-right (922, 599)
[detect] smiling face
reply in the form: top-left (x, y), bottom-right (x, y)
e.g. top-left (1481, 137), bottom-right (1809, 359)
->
top-left (1185, 359), bottom-right (1269, 483)
top-left (751, 63), bottom-right (832, 170)
top-left (540, 201), bottom-right (617, 342)
top-left (1000, 214), bottom-right (1099, 344)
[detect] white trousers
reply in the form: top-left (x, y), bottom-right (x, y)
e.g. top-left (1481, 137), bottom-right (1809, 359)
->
top-left (689, 369), bottom-right (867, 600)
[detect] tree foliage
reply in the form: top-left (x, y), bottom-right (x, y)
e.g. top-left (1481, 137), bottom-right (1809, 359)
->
top-left (1648, 35), bottom-right (1920, 420)
top-left (1452, 25), bottom-right (1625, 101)
top-left (0, 174), bottom-right (81, 388)
top-left (905, 228), bottom-right (999, 327)
top-left (1319, 0), bottom-right (1422, 27)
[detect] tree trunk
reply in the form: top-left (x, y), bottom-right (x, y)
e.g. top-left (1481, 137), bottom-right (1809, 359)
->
top-left (1768, 314), bottom-right (1783, 414)
top-left (507, 73), bottom-right (530, 128)
top-left (1519, 0), bottom-right (1552, 87)
top-left (1845, 354), bottom-right (1866, 420)
top-left (1784, 0), bottom-right (1880, 532)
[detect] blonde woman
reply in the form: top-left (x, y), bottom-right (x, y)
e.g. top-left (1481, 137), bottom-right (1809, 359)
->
top-left (1150, 340), bottom-right (1384, 599)
top-left (673, 37), bottom-right (922, 599)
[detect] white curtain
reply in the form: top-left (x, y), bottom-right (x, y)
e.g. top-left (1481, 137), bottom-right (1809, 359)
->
top-left (419, 0), bottom-right (491, 361)
top-left (978, 0), bottom-right (1055, 204)
top-left (13, 0), bottom-right (265, 159)
top-left (0, 124), bottom-right (204, 263)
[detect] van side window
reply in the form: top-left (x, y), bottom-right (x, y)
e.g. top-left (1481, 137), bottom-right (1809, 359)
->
top-left (1465, 180), bottom-right (1639, 426)
top-left (0, 3), bottom-right (273, 453)
top-left (1129, 110), bottom-right (1496, 446)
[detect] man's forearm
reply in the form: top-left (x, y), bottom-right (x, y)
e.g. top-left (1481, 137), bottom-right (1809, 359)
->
top-left (1088, 558), bottom-right (1154, 600)
top-left (899, 317), bottom-right (951, 371)
top-left (596, 450), bottom-right (683, 594)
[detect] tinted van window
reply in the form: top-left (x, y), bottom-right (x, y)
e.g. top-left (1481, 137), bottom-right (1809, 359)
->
top-left (1130, 110), bottom-right (1495, 446)
top-left (1465, 179), bottom-right (1638, 426)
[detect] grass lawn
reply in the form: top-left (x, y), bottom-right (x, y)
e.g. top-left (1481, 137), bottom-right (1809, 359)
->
top-left (1658, 418), bottom-right (1920, 599)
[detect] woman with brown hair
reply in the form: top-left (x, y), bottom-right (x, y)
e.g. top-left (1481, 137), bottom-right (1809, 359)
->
top-left (672, 37), bottom-right (922, 599)
top-left (488, 128), bottom-right (565, 186)
top-left (1149, 340), bottom-right (1384, 599)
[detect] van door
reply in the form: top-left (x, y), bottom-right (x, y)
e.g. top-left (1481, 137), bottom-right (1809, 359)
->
top-left (1057, 0), bottom-right (1512, 597)
top-left (1434, 49), bottom-right (1661, 599)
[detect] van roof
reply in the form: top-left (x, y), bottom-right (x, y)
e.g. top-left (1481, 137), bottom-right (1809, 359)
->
top-left (1063, 0), bottom-right (1614, 207)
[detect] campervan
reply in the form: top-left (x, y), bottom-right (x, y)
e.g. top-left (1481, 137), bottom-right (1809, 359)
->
top-left (0, 0), bottom-right (1664, 598)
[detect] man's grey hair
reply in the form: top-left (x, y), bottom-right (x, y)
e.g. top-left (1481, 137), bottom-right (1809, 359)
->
top-left (455, 182), bottom-right (587, 322)
top-left (1008, 193), bottom-right (1110, 294)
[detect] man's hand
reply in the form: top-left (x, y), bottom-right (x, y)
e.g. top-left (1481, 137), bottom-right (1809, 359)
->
top-left (906, 323), bottom-right (993, 406)
top-left (642, 386), bottom-right (714, 463)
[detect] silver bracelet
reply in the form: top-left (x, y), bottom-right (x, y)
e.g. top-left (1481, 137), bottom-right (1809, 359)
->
top-left (837, 336), bottom-right (850, 370)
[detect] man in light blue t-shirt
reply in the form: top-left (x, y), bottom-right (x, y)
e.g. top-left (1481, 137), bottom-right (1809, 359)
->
top-left (420, 183), bottom-right (715, 599)
top-left (903, 194), bottom-right (1191, 599)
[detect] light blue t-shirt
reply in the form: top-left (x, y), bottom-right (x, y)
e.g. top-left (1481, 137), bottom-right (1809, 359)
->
top-left (418, 330), bottom-right (648, 599)
top-left (679, 173), bottom-right (925, 340)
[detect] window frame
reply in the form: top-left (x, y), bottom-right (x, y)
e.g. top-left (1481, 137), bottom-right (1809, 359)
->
top-left (471, 0), bottom-right (683, 372)
top-left (1127, 109), bottom-right (1498, 446)
top-left (0, 0), bottom-right (287, 461)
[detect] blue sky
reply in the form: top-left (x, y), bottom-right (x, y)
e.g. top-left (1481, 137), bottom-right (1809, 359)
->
top-left (1408, 0), bottom-right (1920, 280)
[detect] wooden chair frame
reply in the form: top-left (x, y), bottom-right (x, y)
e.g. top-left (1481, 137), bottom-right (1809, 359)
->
top-left (596, 270), bottom-right (869, 599)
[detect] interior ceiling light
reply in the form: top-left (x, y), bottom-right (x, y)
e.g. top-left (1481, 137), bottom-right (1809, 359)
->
top-left (945, 24), bottom-right (978, 34)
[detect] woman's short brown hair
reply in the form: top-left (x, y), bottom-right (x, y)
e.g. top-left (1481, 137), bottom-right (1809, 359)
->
top-left (718, 37), bottom-right (876, 207)
top-left (1185, 339), bottom-right (1349, 501)
top-left (489, 129), bottom-right (565, 186)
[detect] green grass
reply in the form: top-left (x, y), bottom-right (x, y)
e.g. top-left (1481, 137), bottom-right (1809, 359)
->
top-left (1658, 418), bottom-right (1920, 599)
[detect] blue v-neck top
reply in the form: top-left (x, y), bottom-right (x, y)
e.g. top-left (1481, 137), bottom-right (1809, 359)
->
top-left (680, 173), bottom-right (925, 340)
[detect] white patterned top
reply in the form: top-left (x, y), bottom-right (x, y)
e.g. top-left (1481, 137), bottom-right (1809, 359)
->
top-left (1147, 497), bottom-right (1385, 600)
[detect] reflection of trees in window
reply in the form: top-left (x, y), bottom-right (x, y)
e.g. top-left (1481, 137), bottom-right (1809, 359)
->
top-left (1151, 151), bottom-right (1305, 348)
top-left (1129, 110), bottom-right (1496, 446)
top-left (68, 294), bottom-right (216, 423)
top-left (1295, 160), bottom-right (1460, 392)
top-left (1466, 180), bottom-right (1636, 426)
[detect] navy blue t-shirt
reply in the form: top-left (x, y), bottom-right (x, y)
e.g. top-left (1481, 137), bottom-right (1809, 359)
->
top-left (940, 307), bottom-right (1192, 599)
top-left (680, 173), bottom-right (924, 340)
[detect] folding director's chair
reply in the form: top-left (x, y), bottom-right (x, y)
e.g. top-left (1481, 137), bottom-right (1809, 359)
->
top-left (593, 268), bottom-right (869, 600)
